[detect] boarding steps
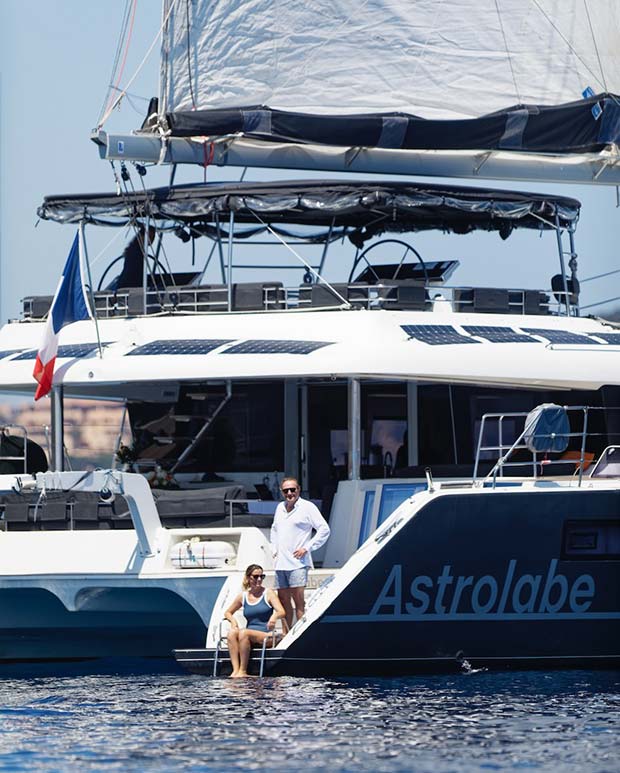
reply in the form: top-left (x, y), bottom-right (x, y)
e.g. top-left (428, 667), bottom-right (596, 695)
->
top-left (174, 619), bottom-right (286, 677)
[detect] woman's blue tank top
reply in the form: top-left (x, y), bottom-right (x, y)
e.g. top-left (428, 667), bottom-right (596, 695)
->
top-left (243, 591), bottom-right (272, 632)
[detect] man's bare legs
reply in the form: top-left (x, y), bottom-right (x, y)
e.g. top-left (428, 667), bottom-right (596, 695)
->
top-left (278, 588), bottom-right (294, 629)
top-left (278, 586), bottom-right (305, 629)
top-left (290, 586), bottom-right (305, 621)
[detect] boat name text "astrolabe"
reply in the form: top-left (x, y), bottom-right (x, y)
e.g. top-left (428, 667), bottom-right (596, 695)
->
top-left (370, 560), bottom-right (595, 618)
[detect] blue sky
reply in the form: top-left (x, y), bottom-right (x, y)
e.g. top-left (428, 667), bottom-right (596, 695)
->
top-left (1, 0), bottom-right (618, 327)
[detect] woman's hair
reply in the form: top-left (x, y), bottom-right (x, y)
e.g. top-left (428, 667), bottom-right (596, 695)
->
top-left (242, 563), bottom-right (264, 589)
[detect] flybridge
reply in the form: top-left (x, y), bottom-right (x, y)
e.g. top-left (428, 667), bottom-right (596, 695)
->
top-left (32, 179), bottom-right (584, 323)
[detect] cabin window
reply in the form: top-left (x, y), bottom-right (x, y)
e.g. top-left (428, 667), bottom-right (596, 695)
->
top-left (363, 385), bottom-right (407, 474)
top-left (370, 419), bottom-right (407, 467)
top-left (377, 483), bottom-right (426, 526)
top-left (308, 384), bottom-right (348, 498)
top-left (415, 385), bottom-right (608, 475)
top-left (358, 490), bottom-right (376, 547)
top-left (211, 383), bottom-right (284, 472)
top-left (562, 520), bottom-right (620, 560)
top-left (127, 382), bottom-right (284, 473)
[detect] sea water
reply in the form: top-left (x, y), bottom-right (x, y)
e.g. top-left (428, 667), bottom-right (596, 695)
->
top-left (0, 667), bottom-right (617, 772)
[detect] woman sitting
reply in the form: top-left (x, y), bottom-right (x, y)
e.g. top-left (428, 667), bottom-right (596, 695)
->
top-left (224, 564), bottom-right (285, 678)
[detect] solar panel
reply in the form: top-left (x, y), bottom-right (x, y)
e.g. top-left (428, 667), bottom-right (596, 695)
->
top-left (591, 332), bottom-right (620, 345)
top-left (57, 343), bottom-right (106, 358)
top-left (13, 343), bottom-right (107, 361)
top-left (0, 350), bottom-right (23, 360)
top-left (463, 326), bottom-right (534, 343)
top-left (11, 350), bottom-right (37, 361)
top-left (223, 340), bottom-right (333, 355)
top-left (521, 328), bottom-right (602, 345)
top-left (126, 339), bottom-right (232, 356)
top-left (401, 325), bottom-right (480, 345)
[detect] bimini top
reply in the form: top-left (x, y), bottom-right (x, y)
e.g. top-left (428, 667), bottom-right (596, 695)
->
top-left (38, 179), bottom-right (580, 234)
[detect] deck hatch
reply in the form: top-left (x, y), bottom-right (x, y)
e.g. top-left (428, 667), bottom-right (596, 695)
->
top-left (521, 328), bottom-right (601, 345)
top-left (221, 340), bottom-right (333, 355)
top-left (126, 339), bottom-right (232, 356)
top-left (401, 325), bottom-right (479, 345)
top-left (463, 326), bottom-right (534, 343)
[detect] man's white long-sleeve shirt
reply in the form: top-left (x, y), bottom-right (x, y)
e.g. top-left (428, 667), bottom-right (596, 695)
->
top-left (270, 497), bottom-right (330, 570)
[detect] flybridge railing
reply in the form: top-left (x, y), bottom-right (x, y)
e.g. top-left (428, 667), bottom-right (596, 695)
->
top-left (472, 406), bottom-right (619, 487)
top-left (21, 281), bottom-right (566, 320)
top-left (577, 266), bottom-right (620, 313)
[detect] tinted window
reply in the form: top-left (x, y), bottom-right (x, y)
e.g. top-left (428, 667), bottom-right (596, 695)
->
top-left (562, 520), bottom-right (620, 560)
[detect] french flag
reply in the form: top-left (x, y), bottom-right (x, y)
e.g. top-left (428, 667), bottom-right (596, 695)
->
top-left (33, 230), bottom-right (93, 400)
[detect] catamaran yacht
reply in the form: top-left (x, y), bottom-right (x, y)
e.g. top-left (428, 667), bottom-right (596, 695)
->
top-left (0, 177), bottom-right (617, 673)
top-left (0, 0), bottom-right (619, 673)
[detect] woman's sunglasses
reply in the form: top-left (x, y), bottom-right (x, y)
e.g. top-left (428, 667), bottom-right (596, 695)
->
top-left (250, 574), bottom-right (266, 580)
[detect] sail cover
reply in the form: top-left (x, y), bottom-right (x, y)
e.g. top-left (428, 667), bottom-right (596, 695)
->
top-left (157, 0), bottom-right (620, 153)
top-left (37, 180), bottom-right (580, 232)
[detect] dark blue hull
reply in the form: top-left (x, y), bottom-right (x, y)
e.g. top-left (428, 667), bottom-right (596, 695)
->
top-left (174, 648), bottom-right (620, 677)
top-left (177, 488), bottom-right (620, 677)
top-left (281, 488), bottom-right (620, 674)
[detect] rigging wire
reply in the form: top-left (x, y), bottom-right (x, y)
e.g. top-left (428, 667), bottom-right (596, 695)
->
top-left (84, 227), bottom-right (127, 270)
top-left (248, 211), bottom-right (350, 306)
top-left (119, 163), bottom-right (168, 305)
top-left (104, 87), bottom-right (152, 118)
top-left (101, 0), bottom-right (138, 125)
top-left (494, 0), bottom-right (520, 104)
top-left (106, 160), bottom-right (167, 307)
top-left (185, 0), bottom-right (197, 109)
top-left (98, 0), bottom-right (179, 130)
top-left (583, 0), bottom-right (607, 92)
top-left (530, 0), bottom-right (607, 92)
top-left (97, 0), bottom-right (133, 126)
top-left (133, 165), bottom-right (175, 279)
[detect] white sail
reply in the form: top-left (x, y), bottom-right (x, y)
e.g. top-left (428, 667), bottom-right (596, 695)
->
top-left (161, 0), bottom-right (620, 119)
top-left (94, 0), bottom-right (620, 183)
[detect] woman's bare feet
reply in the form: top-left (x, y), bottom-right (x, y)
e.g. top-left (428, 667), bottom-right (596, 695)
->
top-left (231, 670), bottom-right (249, 678)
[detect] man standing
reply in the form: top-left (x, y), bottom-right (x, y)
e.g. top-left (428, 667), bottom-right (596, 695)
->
top-left (270, 477), bottom-right (330, 629)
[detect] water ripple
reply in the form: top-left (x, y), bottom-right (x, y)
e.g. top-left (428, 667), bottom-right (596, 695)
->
top-left (0, 670), bottom-right (617, 771)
